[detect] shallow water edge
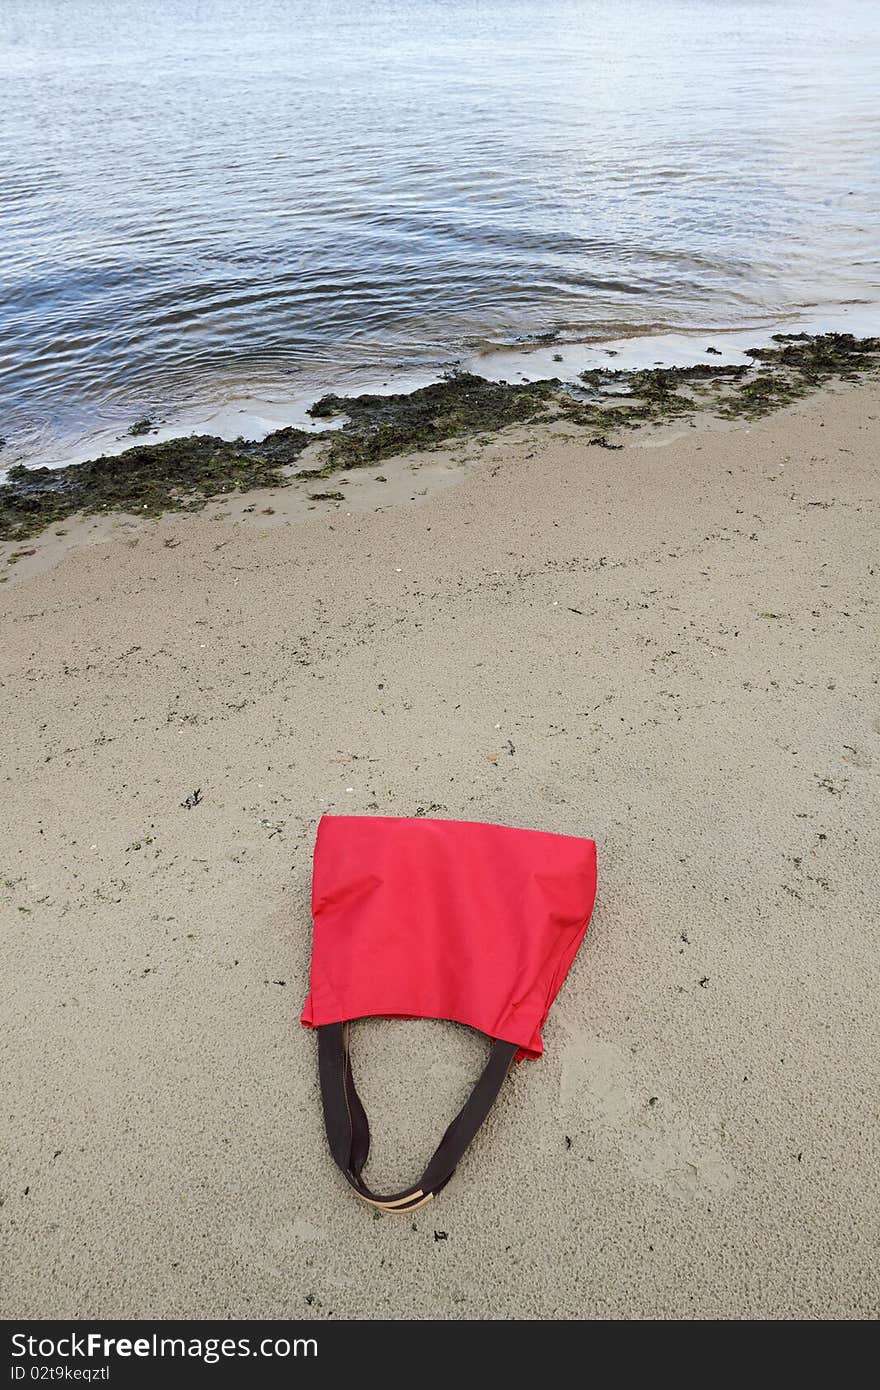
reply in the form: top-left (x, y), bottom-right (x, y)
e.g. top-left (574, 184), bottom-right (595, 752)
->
top-left (1, 332), bottom-right (878, 549)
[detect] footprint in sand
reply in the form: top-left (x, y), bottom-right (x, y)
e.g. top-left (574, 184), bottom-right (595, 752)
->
top-left (628, 1130), bottom-right (737, 1198)
top-left (229, 1218), bottom-right (331, 1281)
top-left (559, 1034), bottom-right (737, 1200)
top-left (264, 1219), bottom-right (329, 1247)
top-left (560, 1036), bottom-right (637, 1126)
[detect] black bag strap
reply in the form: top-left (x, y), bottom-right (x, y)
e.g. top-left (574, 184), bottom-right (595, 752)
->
top-left (317, 1022), bottom-right (517, 1210)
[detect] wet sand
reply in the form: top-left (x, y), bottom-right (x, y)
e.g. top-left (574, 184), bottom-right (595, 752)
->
top-left (1, 381), bottom-right (878, 1319)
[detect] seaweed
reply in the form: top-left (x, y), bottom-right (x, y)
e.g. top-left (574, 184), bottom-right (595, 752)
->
top-left (716, 372), bottom-right (809, 419)
top-left (2, 334), bottom-right (878, 542)
top-left (308, 372), bottom-right (559, 471)
top-left (1, 372), bottom-right (559, 538)
top-left (0, 428), bottom-right (312, 541)
top-left (566, 361), bottom-right (751, 432)
top-left (571, 335), bottom-right (879, 427)
top-left (717, 333), bottom-right (880, 419)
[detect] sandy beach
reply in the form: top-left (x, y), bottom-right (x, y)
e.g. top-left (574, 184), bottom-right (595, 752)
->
top-left (1, 380), bottom-right (878, 1320)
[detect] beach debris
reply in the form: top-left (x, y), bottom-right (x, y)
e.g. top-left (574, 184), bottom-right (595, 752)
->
top-left (706, 347), bottom-right (722, 355)
top-left (699, 976), bottom-right (710, 987)
top-left (520, 329), bottom-right (559, 345)
top-left (373, 474), bottom-right (387, 482)
top-left (309, 491), bottom-right (344, 501)
top-left (126, 835), bottom-right (154, 852)
top-left (553, 353), bottom-right (563, 362)
top-left (565, 1135), bottom-right (572, 1149)
top-left (588, 436), bottom-right (623, 449)
top-left (648, 1097), bottom-right (658, 1107)
top-left (567, 606), bottom-right (583, 615)
top-left (6, 549), bottom-right (36, 563)
top-left (758, 611), bottom-right (785, 619)
top-left (181, 788), bottom-right (203, 810)
top-left (816, 775), bottom-right (846, 795)
top-left (505, 739), bottom-right (515, 755)
top-left (128, 417), bottom-right (154, 436)
top-left (433, 1231), bottom-right (448, 1242)
top-left (163, 537), bottom-right (181, 548)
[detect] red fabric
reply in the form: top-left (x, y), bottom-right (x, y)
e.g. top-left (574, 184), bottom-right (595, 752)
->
top-left (301, 815), bottom-right (597, 1059)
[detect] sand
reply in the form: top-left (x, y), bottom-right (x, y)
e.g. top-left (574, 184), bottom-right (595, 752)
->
top-left (1, 381), bottom-right (878, 1320)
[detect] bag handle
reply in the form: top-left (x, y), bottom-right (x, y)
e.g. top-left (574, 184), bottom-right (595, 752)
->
top-left (317, 1022), bottom-right (517, 1210)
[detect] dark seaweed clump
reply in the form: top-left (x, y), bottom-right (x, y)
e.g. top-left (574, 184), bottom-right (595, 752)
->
top-left (0, 428), bottom-right (312, 542)
top-left (717, 331), bottom-right (880, 418)
top-left (1, 375), bottom-right (559, 540)
top-left (563, 362), bottom-right (749, 432)
top-left (567, 333), bottom-right (879, 431)
top-left (304, 372), bottom-right (558, 473)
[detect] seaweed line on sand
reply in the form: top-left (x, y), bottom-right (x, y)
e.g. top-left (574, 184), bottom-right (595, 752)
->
top-left (1, 333), bottom-right (878, 542)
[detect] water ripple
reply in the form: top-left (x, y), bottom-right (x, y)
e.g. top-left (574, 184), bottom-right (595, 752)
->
top-left (1, 0), bottom-right (879, 464)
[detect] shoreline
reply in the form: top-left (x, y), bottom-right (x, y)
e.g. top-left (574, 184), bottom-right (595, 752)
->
top-left (2, 332), bottom-right (879, 565)
top-left (4, 301), bottom-right (880, 480)
top-left (1, 366), bottom-right (878, 1318)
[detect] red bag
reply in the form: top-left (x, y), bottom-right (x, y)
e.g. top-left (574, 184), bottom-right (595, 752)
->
top-left (302, 815), bottom-right (597, 1209)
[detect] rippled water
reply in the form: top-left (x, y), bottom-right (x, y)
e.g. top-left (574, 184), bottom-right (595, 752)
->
top-left (2, 0), bottom-right (879, 466)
